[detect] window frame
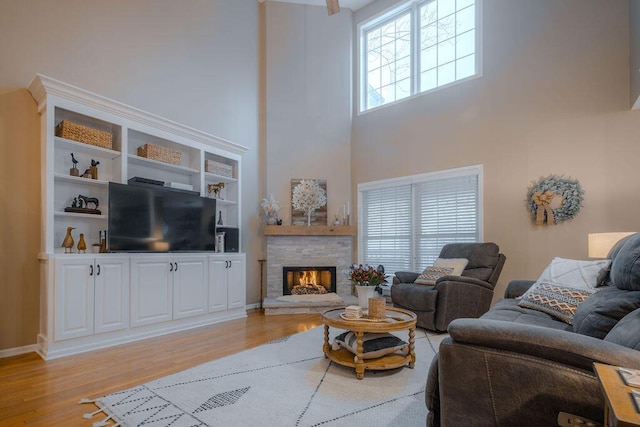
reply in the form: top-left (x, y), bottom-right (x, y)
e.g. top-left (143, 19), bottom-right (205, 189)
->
top-left (357, 164), bottom-right (484, 275)
top-left (357, 0), bottom-right (483, 114)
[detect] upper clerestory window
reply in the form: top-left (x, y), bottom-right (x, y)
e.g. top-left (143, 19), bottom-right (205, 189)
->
top-left (359, 0), bottom-right (481, 113)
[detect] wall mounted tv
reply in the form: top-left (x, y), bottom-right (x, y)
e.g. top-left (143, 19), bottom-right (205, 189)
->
top-left (108, 182), bottom-right (216, 252)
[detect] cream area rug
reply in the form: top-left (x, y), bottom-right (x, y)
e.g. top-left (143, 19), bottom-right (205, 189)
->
top-left (82, 326), bottom-right (447, 426)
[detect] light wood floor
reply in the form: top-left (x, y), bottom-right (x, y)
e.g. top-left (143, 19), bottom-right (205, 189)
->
top-left (0, 310), bottom-right (321, 426)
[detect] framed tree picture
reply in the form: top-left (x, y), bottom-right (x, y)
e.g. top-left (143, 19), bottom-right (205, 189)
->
top-left (291, 178), bottom-right (327, 226)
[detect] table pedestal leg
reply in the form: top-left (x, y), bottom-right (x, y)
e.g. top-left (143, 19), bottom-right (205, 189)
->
top-left (355, 331), bottom-right (365, 379)
top-left (323, 324), bottom-right (330, 358)
top-left (408, 326), bottom-right (416, 368)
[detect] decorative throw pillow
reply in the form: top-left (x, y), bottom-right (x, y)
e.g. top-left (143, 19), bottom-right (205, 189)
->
top-left (332, 332), bottom-right (408, 359)
top-left (414, 258), bottom-right (469, 285)
top-left (533, 257), bottom-right (611, 290)
top-left (433, 258), bottom-right (469, 276)
top-left (414, 266), bottom-right (454, 285)
top-left (517, 281), bottom-right (598, 325)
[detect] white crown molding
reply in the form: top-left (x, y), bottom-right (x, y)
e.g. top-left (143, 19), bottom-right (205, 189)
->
top-left (27, 74), bottom-right (248, 156)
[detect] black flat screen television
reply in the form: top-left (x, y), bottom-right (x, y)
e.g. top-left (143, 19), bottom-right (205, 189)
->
top-left (108, 182), bottom-right (216, 252)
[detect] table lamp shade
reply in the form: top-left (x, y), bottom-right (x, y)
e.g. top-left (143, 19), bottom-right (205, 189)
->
top-left (588, 232), bottom-right (635, 258)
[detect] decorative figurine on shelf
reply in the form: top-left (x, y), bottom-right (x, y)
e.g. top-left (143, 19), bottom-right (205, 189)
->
top-left (64, 195), bottom-right (101, 214)
top-left (217, 210), bottom-right (223, 226)
top-left (90, 159), bottom-right (99, 180)
top-left (70, 153), bottom-right (79, 177)
top-left (207, 182), bottom-right (225, 199)
top-left (62, 227), bottom-right (75, 253)
top-left (78, 194), bottom-right (99, 210)
top-left (81, 168), bottom-right (92, 179)
top-left (77, 233), bottom-right (87, 253)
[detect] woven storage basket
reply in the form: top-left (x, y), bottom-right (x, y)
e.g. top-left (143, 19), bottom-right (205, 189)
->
top-left (205, 159), bottom-right (233, 177)
top-left (137, 143), bottom-right (181, 165)
top-left (55, 121), bottom-right (113, 149)
top-left (368, 297), bottom-right (386, 320)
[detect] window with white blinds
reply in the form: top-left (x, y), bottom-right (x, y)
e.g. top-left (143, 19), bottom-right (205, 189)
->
top-left (358, 165), bottom-right (482, 275)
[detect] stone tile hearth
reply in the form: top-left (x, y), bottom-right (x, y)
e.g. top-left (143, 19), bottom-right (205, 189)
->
top-left (263, 226), bottom-right (356, 314)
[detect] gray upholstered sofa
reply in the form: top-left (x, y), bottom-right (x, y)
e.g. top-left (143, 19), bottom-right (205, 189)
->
top-left (426, 233), bottom-right (640, 427)
top-left (391, 243), bottom-right (506, 332)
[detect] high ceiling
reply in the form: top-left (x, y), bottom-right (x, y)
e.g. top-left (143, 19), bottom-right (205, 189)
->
top-left (260, 0), bottom-right (376, 12)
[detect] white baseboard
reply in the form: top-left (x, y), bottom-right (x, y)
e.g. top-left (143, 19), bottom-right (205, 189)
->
top-left (0, 344), bottom-right (37, 359)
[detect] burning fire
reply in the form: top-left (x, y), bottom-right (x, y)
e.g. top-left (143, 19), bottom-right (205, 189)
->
top-left (292, 270), bottom-right (327, 295)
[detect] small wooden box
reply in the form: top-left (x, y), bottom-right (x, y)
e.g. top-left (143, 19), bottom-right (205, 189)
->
top-left (55, 120), bottom-right (113, 150)
top-left (205, 159), bottom-right (233, 177)
top-left (137, 143), bottom-right (181, 165)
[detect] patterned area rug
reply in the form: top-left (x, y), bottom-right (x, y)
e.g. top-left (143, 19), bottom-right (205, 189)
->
top-left (84, 326), bottom-right (446, 426)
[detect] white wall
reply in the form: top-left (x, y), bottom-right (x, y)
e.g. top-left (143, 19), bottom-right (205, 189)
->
top-left (0, 0), bottom-right (260, 351)
top-left (353, 0), bottom-right (640, 301)
top-left (263, 2), bottom-right (352, 227)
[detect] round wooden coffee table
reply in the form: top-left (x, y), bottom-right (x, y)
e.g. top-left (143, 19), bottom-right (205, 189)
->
top-left (321, 306), bottom-right (417, 379)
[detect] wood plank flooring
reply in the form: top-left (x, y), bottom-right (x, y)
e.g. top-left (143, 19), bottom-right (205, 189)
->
top-left (0, 310), bottom-right (321, 426)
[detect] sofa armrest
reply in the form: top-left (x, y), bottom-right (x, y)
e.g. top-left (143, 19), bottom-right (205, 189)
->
top-left (429, 318), bottom-right (640, 426)
top-left (435, 275), bottom-right (494, 291)
top-left (448, 318), bottom-right (640, 370)
top-left (504, 280), bottom-right (535, 299)
top-left (394, 271), bottom-right (420, 284)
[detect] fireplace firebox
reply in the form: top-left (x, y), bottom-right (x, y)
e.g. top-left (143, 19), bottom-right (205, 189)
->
top-left (283, 266), bottom-right (337, 296)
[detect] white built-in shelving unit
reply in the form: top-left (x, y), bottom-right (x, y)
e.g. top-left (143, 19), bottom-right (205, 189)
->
top-left (28, 74), bottom-right (248, 360)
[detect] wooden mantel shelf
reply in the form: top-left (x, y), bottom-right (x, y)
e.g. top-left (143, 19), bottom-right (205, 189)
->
top-left (264, 225), bottom-right (356, 236)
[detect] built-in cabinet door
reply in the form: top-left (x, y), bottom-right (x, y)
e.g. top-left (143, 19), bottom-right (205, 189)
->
top-left (94, 257), bottom-right (130, 334)
top-left (173, 255), bottom-right (208, 319)
top-left (54, 257), bottom-right (95, 341)
top-left (208, 257), bottom-right (228, 312)
top-left (227, 255), bottom-right (246, 310)
top-left (130, 256), bottom-right (172, 327)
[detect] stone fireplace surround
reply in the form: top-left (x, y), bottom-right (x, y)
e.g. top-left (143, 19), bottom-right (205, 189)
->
top-left (263, 226), bottom-right (357, 314)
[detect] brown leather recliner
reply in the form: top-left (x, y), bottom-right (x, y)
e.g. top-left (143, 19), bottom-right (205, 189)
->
top-left (390, 243), bottom-right (506, 332)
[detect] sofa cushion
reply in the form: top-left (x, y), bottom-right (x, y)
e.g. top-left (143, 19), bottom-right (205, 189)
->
top-left (610, 233), bottom-right (640, 291)
top-left (573, 286), bottom-right (640, 338)
top-left (532, 257), bottom-right (610, 291)
top-left (517, 281), bottom-right (597, 325)
top-left (480, 299), bottom-right (572, 331)
top-left (597, 233), bottom-right (637, 286)
top-left (332, 331), bottom-right (408, 359)
top-left (604, 308), bottom-right (640, 350)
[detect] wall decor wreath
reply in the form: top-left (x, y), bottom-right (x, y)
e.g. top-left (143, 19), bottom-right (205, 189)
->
top-left (526, 175), bottom-right (584, 226)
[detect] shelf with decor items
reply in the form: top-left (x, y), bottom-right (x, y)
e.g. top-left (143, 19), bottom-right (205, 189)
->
top-left (29, 74), bottom-right (248, 360)
top-left (203, 151), bottom-right (240, 229)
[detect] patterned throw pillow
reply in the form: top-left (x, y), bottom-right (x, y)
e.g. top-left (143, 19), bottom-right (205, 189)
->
top-left (533, 257), bottom-right (611, 290)
top-left (517, 281), bottom-right (598, 325)
top-left (414, 266), bottom-right (454, 285)
top-left (433, 258), bottom-right (468, 276)
top-left (332, 332), bottom-right (408, 359)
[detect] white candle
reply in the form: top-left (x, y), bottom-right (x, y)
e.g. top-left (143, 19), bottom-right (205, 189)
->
top-left (346, 201), bottom-right (350, 216)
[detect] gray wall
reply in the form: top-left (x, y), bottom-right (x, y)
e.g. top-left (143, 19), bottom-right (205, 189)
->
top-left (263, 2), bottom-right (352, 227)
top-left (631, 0), bottom-right (640, 107)
top-left (0, 0), bottom-right (260, 351)
top-left (352, 0), bottom-right (640, 301)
